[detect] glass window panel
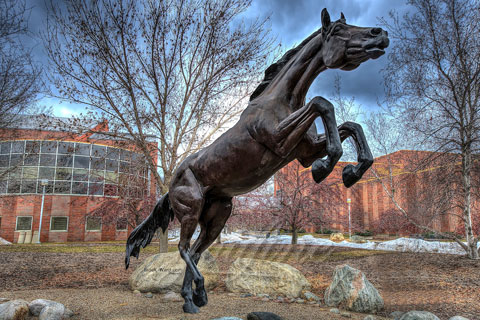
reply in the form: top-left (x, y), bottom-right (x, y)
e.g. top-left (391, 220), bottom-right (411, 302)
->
top-left (88, 182), bottom-right (104, 195)
top-left (9, 167), bottom-right (21, 179)
top-left (11, 141), bottom-right (24, 153)
top-left (7, 180), bottom-right (20, 193)
top-left (119, 161), bottom-right (129, 173)
top-left (106, 159), bottom-right (118, 172)
top-left (25, 141), bottom-right (40, 154)
top-left (16, 216), bottom-right (32, 231)
top-left (0, 155), bottom-right (9, 167)
top-left (51, 217), bottom-right (68, 231)
top-left (89, 170), bottom-right (104, 182)
top-left (106, 147), bottom-right (120, 160)
top-left (0, 168), bottom-right (6, 180)
top-left (54, 181), bottom-right (71, 194)
top-left (39, 167), bottom-right (55, 180)
top-left (24, 154), bottom-right (39, 166)
top-left (0, 142), bottom-right (11, 154)
top-left (86, 217), bottom-right (101, 231)
top-left (21, 180), bottom-right (37, 193)
top-left (10, 154), bottom-right (23, 166)
top-left (0, 181), bottom-right (6, 193)
top-left (75, 143), bottom-right (90, 156)
top-left (57, 155), bottom-right (73, 167)
top-left (91, 157), bottom-right (105, 170)
top-left (104, 184), bottom-right (118, 196)
top-left (73, 169), bottom-right (89, 181)
top-left (40, 154), bottom-right (56, 166)
top-left (37, 180), bottom-right (53, 194)
top-left (72, 182), bottom-right (88, 194)
top-left (41, 141), bottom-right (57, 153)
top-left (55, 167), bottom-right (72, 181)
top-left (74, 156), bottom-right (89, 169)
top-left (58, 142), bottom-right (75, 154)
top-left (104, 171), bottom-right (118, 183)
top-left (116, 218), bottom-right (127, 230)
top-left (120, 150), bottom-right (132, 161)
top-left (22, 167), bottom-right (38, 179)
top-left (92, 145), bottom-right (106, 157)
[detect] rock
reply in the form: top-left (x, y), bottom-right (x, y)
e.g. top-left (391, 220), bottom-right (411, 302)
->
top-left (133, 290), bottom-right (140, 294)
top-left (399, 311), bottom-right (440, 320)
top-left (29, 299), bottom-right (72, 319)
top-left (144, 292), bottom-right (153, 298)
top-left (449, 317), bottom-right (469, 320)
top-left (330, 233), bottom-right (345, 242)
top-left (363, 316), bottom-right (376, 320)
top-left (247, 311), bottom-right (284, 320)
top-left (163, 291), bottom-right (182, 302)
top-left (257, 294), bottom-right (270, 298)
top-left (241, 293), bottom-right (253, 298)
top-left (295, 299), bottom-right (305, 304)
top-left (225, 258), bottom-right (311, 298)
top-left (341, 312), bottom-right (352, 318)
top-left (350, 235), bottom-right (367, 243)
top-left (324, 264), bottom-right (384, 313)
top-left (129, 250), bottom-right (219, 293)
top-left (330, 308), bottom-right (340, 314)
top-left (303, 291), bottom-right (320, 302)
top-left (0, 300), bottom-right (29, 320)
top-left (211, 318), bottom-right (243, 320)
top-left (390, 311), bottom-right (405, 320)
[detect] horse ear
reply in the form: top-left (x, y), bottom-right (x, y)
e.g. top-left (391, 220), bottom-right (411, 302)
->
top-left (321, 8), bottom-right (331, 30)
top-left (340, 12), bottom-right (346, 21)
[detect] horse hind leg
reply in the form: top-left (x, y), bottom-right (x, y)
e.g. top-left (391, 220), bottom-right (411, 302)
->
top-left (338, 121), bottom-right (374, 187)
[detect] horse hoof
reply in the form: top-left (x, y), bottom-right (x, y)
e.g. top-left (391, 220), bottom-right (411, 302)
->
top-left (311, 158), bottom-right (330, 183)
top-left (183, 302), bottom-right (200, 314)
top-left (193, 289), bottom-right (208, 307)
top-left (342, 164), bottom-right (360, 188)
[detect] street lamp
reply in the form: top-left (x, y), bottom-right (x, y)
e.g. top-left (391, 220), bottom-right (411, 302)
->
top-left (36, 179), bottom-right (49, 244)
top-left (347, 198), bottom-right (351, 240)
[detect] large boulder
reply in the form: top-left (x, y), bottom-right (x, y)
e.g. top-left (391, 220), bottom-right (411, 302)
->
top-left (399, 311), bottom-right (440, 320)
top-left (0, 300), bottom-right (29, 320)
top-left (324, 264), bottom-right (384, 313)
top-left (29, 299), bottom-right (73, 319)
top-left (129, 250), bottom-right (219, 293)
top-left (225, 258), bottom-right (310, 298)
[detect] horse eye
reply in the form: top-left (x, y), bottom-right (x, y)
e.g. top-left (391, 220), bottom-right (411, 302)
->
top-left (333, 26), bottom-right (342, 34)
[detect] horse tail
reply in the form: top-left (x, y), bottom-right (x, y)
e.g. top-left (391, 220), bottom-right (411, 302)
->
top-left (125, 192), bottom-right (174, 269)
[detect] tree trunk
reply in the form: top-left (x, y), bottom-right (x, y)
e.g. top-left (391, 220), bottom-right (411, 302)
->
top-left (291, 228), bottom-right (298, 245)
top-left (159, 229), bottom-right (168, 253)
top-left (462, 148), bottom-right (479, 259)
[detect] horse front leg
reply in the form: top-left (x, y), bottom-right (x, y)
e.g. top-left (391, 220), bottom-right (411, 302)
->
top-left (338, 121), bottom-right (373, 187)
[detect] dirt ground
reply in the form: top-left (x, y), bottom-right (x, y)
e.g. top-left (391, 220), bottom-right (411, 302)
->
top-left (0, 243), bottom-right (479, 319)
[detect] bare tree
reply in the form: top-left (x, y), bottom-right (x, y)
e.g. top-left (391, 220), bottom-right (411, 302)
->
top-left (0, 0), bottom-right (41, 129)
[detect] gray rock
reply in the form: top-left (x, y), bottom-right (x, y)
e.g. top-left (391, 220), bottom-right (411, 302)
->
top-left (226, 258), bottom-right (310, 298)
top-left (129, 250), bottom-right (219, 293)
top-left (324, 264), bottom-right (384, 313)
top-left (0, 300), bottom-right (29, 320)
top-left (247, 311), bottom-right (284, 320)
top-left (303, 291), bottom-right (320, 302)
top-left (133, 290), bottom-right (140, 294)
top-left (390, 311), bottom-right (405, 320)
top-left (257, 293), bottom-right (270, 298)
top-left (449, 317), bottom-right (469, 320)
top-left (144, 292), bottom-right (153, 298)
top-left (399, 311), bottom-right (440, 320)
top-left (364, 316), bottom-right (376, 320)
top-left (295, 299), bottom-right (305, 304)
top-left (330, 308), bottom-right (340, 314)
top-left (29, 299), bottom-right (53, 316)
top-left (39, 302), bottom-right (65, 320)
top-left (162, 291), bottom-right (182, 302)
top-left (341, 312), bottom-right (352, 318)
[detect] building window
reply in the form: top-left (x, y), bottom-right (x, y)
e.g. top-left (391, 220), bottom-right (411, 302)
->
top-left (16, 216), bottom-right (32, 231)
top-left (50, 216), bottom-right (68, 231)
top-left (86, 217), bottom-right (101, 231)
top-left (116, 218), bottom-right (128, 231)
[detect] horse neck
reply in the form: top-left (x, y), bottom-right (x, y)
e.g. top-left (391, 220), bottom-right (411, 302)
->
top-left (268, 38), bottom-right (326, 110)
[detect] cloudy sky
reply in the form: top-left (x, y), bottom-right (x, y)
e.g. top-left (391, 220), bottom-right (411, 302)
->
top-left (25, 0), bottom-right (412, 116)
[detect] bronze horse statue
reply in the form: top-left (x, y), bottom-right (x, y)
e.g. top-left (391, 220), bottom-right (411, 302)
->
top-left (125, 8), bottom-right (389, 314)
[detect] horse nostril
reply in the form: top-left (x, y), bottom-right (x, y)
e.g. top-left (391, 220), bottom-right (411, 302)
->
top-left (371, 28), bottom-right (382, 35)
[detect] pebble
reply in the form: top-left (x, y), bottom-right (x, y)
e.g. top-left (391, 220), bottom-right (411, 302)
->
top-left (330, 308), bottom-right (340, 314)
top-left (363, 316), bottom-right (376, 320)
top-left (144, 292), bottom-right (153, 298)
top-left (295, 299), bottom-right (305, 304)
top-left (133, 290), bottom-right (140, 294)
top-left (257, 293), bottom-right (270, 298)
top-left (340, 312), bottom-right (352, 318)
top-left (227, 293), bottom-right (237, 297)
top-left (261, 297), bottom-right (270, 302)
top-left (241, 293), bottom-right (253, 298)
top-left (163, 291), bottom-right (182, 302)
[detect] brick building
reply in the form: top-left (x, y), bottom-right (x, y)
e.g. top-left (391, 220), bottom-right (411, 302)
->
top-left (275, 150), bottom-right (478, 235)
top-left (0, 116), bottom-right (155, 243)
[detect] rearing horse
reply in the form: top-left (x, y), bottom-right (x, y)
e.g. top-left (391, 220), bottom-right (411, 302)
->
top-left (125, 8), bottom-right (389, 314)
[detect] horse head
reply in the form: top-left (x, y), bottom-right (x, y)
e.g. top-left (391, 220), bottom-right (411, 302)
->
top-left (320, 8), bottom-right (389, 71)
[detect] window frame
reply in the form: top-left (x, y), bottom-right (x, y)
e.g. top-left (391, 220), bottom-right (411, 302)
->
top-left (85, 216), bottom-right (102, 232)
top-left (49, 216), bottom-right (69, 232)
top-left (15, 216), bottom-right (33, 231)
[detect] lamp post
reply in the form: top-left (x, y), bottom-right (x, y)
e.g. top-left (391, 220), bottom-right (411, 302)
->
top-left (347, 198), bottom-right (351, 240)
top-left (36, 179), bottom-right (48, 244)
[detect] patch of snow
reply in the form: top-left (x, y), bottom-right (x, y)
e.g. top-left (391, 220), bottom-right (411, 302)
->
top-left (0, 237), bottom-right (11, 245)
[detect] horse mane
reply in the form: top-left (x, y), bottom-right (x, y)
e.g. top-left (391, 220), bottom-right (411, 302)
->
top-left (249, 28), bottom-right (323, 101)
